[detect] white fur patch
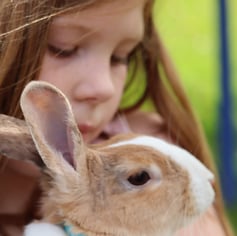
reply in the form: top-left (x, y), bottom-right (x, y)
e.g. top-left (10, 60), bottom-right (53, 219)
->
top-left (110, 136), bottom-right (213, 180)
top-left (24, 222), bottom-right (67, 236)
top-left (110, 136), bottom-right (215, 212)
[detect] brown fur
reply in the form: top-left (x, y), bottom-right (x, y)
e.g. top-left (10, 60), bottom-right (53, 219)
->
top-left (37, 143), bottom-right (195, 236)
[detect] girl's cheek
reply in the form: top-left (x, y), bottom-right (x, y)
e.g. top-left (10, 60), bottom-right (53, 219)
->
top-left (113, 66), bottom-right (128, 87)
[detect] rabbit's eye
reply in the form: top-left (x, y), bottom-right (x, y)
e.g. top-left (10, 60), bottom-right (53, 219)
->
top-left (127, 171), bottom-right (151, 186)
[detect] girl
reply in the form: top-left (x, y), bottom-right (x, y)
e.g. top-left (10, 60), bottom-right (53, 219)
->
top-left (0, 0), bottom-right (233, 235)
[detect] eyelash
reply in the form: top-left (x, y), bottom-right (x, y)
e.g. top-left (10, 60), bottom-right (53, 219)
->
top-left (112, 47), bottom-right (137, 66)
top-left (111, 55), bottom-right (129, 65)
top-left (48, 44), bottom-right (78, 58)
top-left (47, 44), bottom-right (135, 65)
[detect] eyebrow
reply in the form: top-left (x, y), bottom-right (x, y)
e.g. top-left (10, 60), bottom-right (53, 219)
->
top-left (51, 23), bottom-right (143, 45)
top-left (51, 14), bottom-right (144, 45)
top-left (50, 21), bottom-right (98, 44)
top-left (51, 20), bottom-right (91, 33)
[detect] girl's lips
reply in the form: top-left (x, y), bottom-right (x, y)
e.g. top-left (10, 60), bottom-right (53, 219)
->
top-left (78, 124), bottom-right (94, 134)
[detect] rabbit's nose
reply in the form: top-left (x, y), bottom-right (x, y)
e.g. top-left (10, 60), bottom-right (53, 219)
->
top-left (203, 166), bottom-right (215, 182)
top-left (208, 174), bottom-right (215, 186)
top-left (195, 164), bottom-right (215, 184)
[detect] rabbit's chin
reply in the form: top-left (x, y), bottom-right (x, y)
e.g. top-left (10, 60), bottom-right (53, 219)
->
top-left (24, 222), bottom-right (67, 236)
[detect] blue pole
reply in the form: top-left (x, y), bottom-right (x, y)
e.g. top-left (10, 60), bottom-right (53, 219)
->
top-left (218, 0), bottom-right (236, 205)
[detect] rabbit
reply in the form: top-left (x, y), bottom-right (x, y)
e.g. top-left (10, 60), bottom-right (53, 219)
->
top-left (16, 81), bottom-right (214, 236)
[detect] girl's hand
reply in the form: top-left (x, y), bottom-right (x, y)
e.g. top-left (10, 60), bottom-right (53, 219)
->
top-left (0, 157), bottom-right (41, 236)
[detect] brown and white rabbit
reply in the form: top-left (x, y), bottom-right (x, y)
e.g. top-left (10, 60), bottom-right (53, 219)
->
top-left (16, 81), bottom-right (214, 236)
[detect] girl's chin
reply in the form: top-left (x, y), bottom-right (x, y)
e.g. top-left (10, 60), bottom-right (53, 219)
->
top-left (81, 134), bottom-right (93, 144)
top-left (82, 131), bottom-right (101, 144)
top-left (78, 124), bottom-right (102, 143)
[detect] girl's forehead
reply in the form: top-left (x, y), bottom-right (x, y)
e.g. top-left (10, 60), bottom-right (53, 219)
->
top-left (83, 0), bottom-right (146, 11)
top-left (55, 0), bottom-right (147, 20)
top-left (50, 0), bottom-right (146, 39)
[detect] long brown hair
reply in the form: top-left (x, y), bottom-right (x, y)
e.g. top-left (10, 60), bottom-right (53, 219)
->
top-left (0, 0), bottom-right (233, 235)
top-left (140, 4), bottom-right (233, 235)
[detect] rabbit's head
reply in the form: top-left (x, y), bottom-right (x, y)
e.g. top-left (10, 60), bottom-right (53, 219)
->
top-left (20, 81), bottom-right (215, 236)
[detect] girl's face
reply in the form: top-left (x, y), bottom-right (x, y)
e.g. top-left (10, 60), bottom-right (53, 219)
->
top-left (38, 0), bottom-right (145, 143)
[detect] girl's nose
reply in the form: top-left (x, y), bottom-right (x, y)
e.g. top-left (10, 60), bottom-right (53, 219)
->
top-left (72, 60), bottom-right (115, 103)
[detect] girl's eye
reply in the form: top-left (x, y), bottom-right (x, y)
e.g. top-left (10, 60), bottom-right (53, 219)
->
top-left (111, 54), bottom-right (129, 66)
top-left (111, 51), bottom-right (135, 66)
top-left (48, 44), bottom-right (78, 58)
top-left (111, 46), bottom-right (138, 66)
top-left (127, 171), bottom-right (151, 186)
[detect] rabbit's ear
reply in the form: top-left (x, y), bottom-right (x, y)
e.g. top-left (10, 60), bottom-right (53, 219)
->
top-left (20, 81), bottom-right (86, 175)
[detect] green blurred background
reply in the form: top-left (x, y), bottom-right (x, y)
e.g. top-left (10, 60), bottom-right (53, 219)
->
top-left (152, 0), bottom-right (237, 232)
